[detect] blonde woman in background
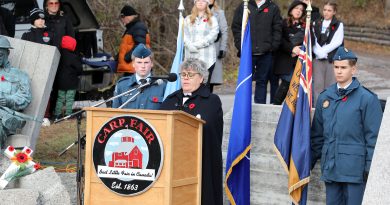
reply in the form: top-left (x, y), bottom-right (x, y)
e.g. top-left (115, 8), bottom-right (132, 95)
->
top-left (184, 0), bottom-right (219, 90)
top-left (208, 0), bottom-right (228, 93)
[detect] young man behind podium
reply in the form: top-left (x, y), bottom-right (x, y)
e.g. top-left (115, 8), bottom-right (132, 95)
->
top-left (112, 44), bottom-right (166, 109)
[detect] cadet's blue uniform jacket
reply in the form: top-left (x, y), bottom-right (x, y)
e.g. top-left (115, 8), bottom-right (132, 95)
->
top-left (311, 78), bottom-right (383, 183)
top-left (112, 75), bottom-right (166, 110)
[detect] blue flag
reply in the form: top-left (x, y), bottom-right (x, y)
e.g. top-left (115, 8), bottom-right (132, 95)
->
top-left (273, 12), bottom-right (313, 205)
top-left (163, 12), bottom-right (184, 99)
top-left (225, 17), bottom-right (252, 205)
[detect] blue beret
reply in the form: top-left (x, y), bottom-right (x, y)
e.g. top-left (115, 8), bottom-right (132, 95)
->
top-left (132, 44), bottom-right (152, 59)
top-left (333, 46), bottom-right (358, 61)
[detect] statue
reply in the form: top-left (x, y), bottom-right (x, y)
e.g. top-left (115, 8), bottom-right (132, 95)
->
top-left (0, 36), bottom-right (32, 148)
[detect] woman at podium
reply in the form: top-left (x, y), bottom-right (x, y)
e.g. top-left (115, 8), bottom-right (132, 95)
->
top-left (160, 58), bottom-right (223, 205)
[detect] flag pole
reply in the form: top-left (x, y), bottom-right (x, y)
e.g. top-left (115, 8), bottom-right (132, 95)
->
top-left (306, 1), bottom-right (313, 109)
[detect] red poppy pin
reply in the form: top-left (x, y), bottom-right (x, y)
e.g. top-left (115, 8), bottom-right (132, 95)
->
top-left (189, 103), bottom-right (196, 110)
top-left (1, 75), bottom-right (5, 81)
top-left (203, 18), bottom-right (208, 22)
top-left (264, 8), bottom-right (269, 13)
top-left (152, 97), bottom-right (159, 103)
top-left (8, 146), bottom-right (14, 152)
top-left (331, 25), bottom-right (335, 31)
top-left (34, 163), bottom-right (41, 170)
top-left (43, 32), bottom-right (49, 37)
top-left (342, 96), bottom-right (348, 102)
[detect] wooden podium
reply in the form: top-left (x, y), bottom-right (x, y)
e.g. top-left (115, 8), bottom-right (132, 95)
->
top-left (83, 107), bottom-right (204, 205)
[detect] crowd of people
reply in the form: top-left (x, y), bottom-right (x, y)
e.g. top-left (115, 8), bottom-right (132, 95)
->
top-left (0, 0), bottom-right (384, 204)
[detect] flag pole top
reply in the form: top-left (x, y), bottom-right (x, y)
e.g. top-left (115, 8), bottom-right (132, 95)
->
top-left (306, 0), bottom-right (312, 14)
top-left (178, 0), bottom-right (184, 11)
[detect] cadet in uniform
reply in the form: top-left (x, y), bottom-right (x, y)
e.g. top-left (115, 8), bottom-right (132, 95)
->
top-left (0, 36), bottom-right (32, 148)
top-left (311, 46), bottom-right (383, 205)
top-left (112, 44), bottom-right (166, 110)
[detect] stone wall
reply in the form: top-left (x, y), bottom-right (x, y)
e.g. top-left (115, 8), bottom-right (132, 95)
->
top-left (222, 104), bottom-right (326, 204)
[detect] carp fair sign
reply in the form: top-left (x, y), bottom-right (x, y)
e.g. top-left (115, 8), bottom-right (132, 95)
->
top-left (92, 115), bottom-right (164, 196)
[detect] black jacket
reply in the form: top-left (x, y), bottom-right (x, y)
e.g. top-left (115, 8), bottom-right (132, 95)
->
top-left (160, 85), bottom-right (223, 205)
top-left (45, 11), bottom-right (75, 49)
top-left (232, 0), bottom-right (282, 56)
top-left (55, 49), bottom-right (82, 90)
top-left (273, 19), bottom-right (305, 75)
top-left (21, 27), bottom-right (53, 45)
top-left (0, 7), bottom-right (15, 37)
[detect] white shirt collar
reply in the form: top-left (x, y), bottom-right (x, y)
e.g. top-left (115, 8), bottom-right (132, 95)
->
top-left (135, 73), bottom-right (151, 84)
top-left (337, 81), bottom-right (353, 90)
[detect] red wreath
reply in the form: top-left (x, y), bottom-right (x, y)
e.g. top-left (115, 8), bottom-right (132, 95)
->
top-left (189, 103), bottom-right (196, 110)
top-left (15, 152), bottom-right (28, 163)
top-left (342, 96), bottom-right (348, 102)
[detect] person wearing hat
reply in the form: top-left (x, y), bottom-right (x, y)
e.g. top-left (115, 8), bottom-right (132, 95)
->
top-left (53, 36), bottom-right (82, 120)
top-left (21, 8), bottom-right (53, 45)
top-left (273, 0), bottom-right (307, 104)
top-left (311, 47), bottom-right (383, 205)
top-left (0, 36), bottom-right (32, 148)
top-left (112, 44), bottom-right (166, 110)
top-left (117, 5), bottom-right (151, 74)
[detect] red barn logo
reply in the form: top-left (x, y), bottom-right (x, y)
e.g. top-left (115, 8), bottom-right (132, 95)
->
top-left (93, 115), bottom-right (163, 196)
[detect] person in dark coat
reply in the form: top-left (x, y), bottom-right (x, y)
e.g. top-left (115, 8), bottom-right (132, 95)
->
top-left (232, 0), bottom-right (282, 104)
top-left (54, 36), bottom-right (82, 119)
top-left (160, 58), bottom-right (223, 205)
top-left (21, 8), bottom-right (53, 45)
top-left (0, 6), bottom-right (15, 37)
top-left (273, 0), bottom-right (306, 104)
top-left (311, 47), bottom-right (383, 205)
top-left (42, 0), bottom-right (75, 49)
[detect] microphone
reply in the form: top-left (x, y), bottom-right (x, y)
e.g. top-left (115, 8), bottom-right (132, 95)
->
top-left (138, 79), bottom-right (164, 90)
top-left (148, 73), bottom-right (177, 82)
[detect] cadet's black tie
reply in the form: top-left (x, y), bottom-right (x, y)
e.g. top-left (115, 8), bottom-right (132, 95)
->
top-left (139, 79), bottom-right (147, 85)
top-left (338, 88), bottom-right (347, 96)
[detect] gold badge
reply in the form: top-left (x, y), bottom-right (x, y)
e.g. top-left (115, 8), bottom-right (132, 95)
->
top-left (322, 100), bottom-right (330, 108)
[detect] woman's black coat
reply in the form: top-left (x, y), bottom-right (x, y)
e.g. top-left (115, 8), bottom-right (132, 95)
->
top-left (273, 19), bottom-right (305, 75)
top-left (160, 84), bottom-right (223, 205)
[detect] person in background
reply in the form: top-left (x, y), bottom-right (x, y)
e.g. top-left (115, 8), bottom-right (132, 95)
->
top-left (43, 0), bottom-right (75, 122)
top-left (208, 0), bottom-right (228, 93)
top-left (312, 1), bottom-right (344, 105)
top-left (160, 58), bottom-right (223, 205)
top-left (184, 0), bottom-right (219, 90)
top-left (43, 0), bottom-right (74, 49)
top-left (232, 0), bottom-right (282, 104)
top-left (0, 5), bottom-right (15, 37)
top-left (53, 36), bottom-right (82, 120)
top-left (113, 44), bottom-right (166, 110)
top-left (311, 47), bottom-right (383, 205)
top-left (0, 36), bottom-right (32, 148)
top-left (117, 5), bottom-right (151, 75)
top-left (273, 0), bottom-right (306, 104)
top-left (22, 8), bottom-right (53, 45)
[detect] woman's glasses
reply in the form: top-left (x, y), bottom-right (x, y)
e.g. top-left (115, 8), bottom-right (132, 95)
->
top-left (179, 72), bottom-right (200, 79)
top-left (48, 2), bottom-right (60, 6)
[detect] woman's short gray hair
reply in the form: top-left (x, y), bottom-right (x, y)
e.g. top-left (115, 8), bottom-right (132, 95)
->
top-left (180, 58), bottom-right (209, 83)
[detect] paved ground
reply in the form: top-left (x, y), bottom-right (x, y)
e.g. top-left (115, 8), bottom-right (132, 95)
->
top-left (61, 51), bottom-right (390, 203)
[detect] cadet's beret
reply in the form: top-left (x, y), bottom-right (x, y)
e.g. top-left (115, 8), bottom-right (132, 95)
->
top-left (333, 46), bottom-right (358, 61)
top-left (132, 44), bottom-right (152, 59)
top-left (120, 5), bottom-right (138, 17)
